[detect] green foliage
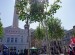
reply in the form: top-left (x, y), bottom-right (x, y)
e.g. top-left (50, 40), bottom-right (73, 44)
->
top-left (30, 3), bottom-right (45, 22)
top-left (47, 0), bottom-right (61, 16)
top-left (16, 0), bottom-right (62, 40)
top-left (0, 19), bottom-right (3, 38)
top-left (16, 0), bottom-right (61, 22)
top-left (46, 16), bottom-right (64, 39)
top-left (34, 26), bottom-right (45, 40)
top-left (16, 0), bottom-right (29, 21)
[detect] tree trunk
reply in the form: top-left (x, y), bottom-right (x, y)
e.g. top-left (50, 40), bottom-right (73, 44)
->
top-left (41, 21), bottom-right (51, 55)
top-left (26, 18), bottom-right (30, 55)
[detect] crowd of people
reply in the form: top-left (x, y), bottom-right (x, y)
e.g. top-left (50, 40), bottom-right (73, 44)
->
top-left (1, 45), bottom-right (75, 55)
top-left (0, 49), bottom-right (28, 55)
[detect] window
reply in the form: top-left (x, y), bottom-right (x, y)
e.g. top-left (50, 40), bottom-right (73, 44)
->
top-left (7, 38), bottom-right (10, 42)
top-left (11, 38), bottom-right (14, 42)
top-left (21, 38), bottom-right (23, 43)
top-left (15, 38), bottom-right (17, 43)
top-left (16, 31), bottom-right (17, 32)
top-left (21, 36), bottom-right (23, 42)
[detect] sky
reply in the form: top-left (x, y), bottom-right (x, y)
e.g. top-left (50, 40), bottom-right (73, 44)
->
top-left (0, 0), bottom-right (75, 30)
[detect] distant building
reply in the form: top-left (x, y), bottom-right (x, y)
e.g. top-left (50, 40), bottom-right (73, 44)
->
top-left (62, 26), bottom-right (75, 46)
top-left (0, 0), bottom-right (33, 53)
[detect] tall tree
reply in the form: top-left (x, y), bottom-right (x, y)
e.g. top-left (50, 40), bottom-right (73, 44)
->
top-left (0, 19), bottom-right (3, 38)
top-left (46, 16), bottom-right (64, 54)
top-left (16, 0), bottom-right (61, 54)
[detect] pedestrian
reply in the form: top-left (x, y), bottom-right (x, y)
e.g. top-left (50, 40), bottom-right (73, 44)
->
top-left (68, 46), bottom-right (73, 55)
top-left (18, 50), bottom-right (20, 55)
top-left (73, 46), bottom-right (75, 55)
top-left (0, 50), bottom-right (3, 55)
top-left (63, 46), bottom-right (66, 55)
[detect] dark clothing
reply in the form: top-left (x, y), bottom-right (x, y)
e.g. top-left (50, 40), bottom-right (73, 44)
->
top-left (24, 49), bottom-right (28, 55)
top-left (10, 52), bottom-right (17, 55)
top-left (73, 47), bottom-right (75, 55)
top-left (3, 51), bottom-right (8, 55)
top-left (69, 51), bottom-right (73, 55)
top-left (10, 52), bottom-right (14, 55)
top-left (68, 46), bottom-right (73, 55)
top-left (31, 52), bottom-right (38, 55)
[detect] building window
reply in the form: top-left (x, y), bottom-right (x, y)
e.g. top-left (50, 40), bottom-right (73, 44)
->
top-left (21, 38), bottom-right (23, 43)
top-left (15, 38), bottom-right (17, 43)
top-left (11, 38), bottom-right (14, 42)
top-left (7, 38), bottom-right (10, 42)
top-left (16, 31), bottom-right (17, 32)
top-left (21, 36), bottom-right (23, 42)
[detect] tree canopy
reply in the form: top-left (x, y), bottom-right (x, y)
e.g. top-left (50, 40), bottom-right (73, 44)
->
top-left (16, 0), bottom-right (63, 54)
top-left (16, 0), bottom-right (61, 23)
top-left (0, 19), bottom-right (3, 38)
top-left (34, 25), bottom-right (45, 40)
top-left (46, 16), bottom-right (64, 39)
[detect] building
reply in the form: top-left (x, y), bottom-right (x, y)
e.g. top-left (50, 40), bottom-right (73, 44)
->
top-left (62, 26), bottom-right (75, 47)
top-left (0, 0), bottom-right (32, 53)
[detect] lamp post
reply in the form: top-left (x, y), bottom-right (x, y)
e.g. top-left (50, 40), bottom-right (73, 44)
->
top-left (24, 18), bottom-right (30, 55)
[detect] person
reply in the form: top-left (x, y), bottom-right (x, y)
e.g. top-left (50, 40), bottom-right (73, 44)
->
top-left (0, 50), bottom-right (3, 55)
top-left (24, 49), bottom-right (28, 55)
top-left (73, 46), bottom-right (75, 55)
top-left (68, 46), bottom-right (73, 55)
top-left (17, 50), bottom-right (20, 55)
top-left (63, 46), bottom-right (66, 55)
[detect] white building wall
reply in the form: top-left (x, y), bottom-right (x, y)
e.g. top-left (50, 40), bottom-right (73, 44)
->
top-left (1, 26), bottom-right (30, 53)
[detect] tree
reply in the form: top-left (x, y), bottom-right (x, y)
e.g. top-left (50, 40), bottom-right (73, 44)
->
top-left (0, 19), bottom-right (3, 38)
top-left (34, 24), bottom-right (47, 53)
top-left (47, 16), bottom-right (64, 39)
top-left (34, 25), bottom-right (45, 40)
top-left (16, 0), bottom-right (61, 54)
top-left (16, 0), bottom-right (61, 22)
top-left (46, 16), bottom-right (64, 54)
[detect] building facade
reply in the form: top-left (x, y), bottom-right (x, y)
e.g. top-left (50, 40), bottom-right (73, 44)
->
top-left (1, 26), bottom-right (29, 53)
top-left (0, 0), bottom-right (32, 53)
top-left (62, 26), bottom-right (75, 47)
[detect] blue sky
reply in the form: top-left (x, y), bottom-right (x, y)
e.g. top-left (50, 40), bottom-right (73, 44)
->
top-left (0, 0), bottom-right (75, 30)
